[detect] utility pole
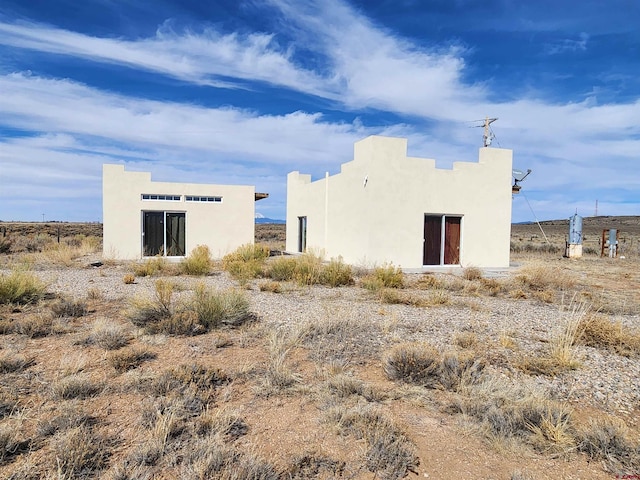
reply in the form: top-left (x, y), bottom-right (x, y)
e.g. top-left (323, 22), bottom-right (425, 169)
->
top-left (42, 213), bottom-right (45, 223)
top-left (595, 200), bottom-right (598, 217)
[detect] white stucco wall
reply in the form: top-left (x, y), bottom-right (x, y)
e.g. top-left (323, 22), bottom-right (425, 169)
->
top-left (286, 135), bottom-right (513, 268)
top-left (103, 164), bottom-right (257, 260)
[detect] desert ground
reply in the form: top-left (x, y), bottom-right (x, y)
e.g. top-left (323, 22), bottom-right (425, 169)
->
top-left (0, 219), bottom-right (639, 479)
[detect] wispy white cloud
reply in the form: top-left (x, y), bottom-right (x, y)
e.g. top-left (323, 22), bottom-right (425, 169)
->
top-left (545, 32), bottom-right (589, 55)
top-left (0, 0), bottom-right (638, 222)
top-left (0, 20), bottom-right (330, 94)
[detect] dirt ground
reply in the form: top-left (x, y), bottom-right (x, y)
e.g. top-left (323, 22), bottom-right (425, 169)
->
top-left (0, 219), bottom-right (639, 479)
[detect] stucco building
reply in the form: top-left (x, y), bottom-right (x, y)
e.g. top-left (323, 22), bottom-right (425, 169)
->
top-left (103, 164), bottom-right (267, 260)
top-left (286, 135), bottom-right (513, 269)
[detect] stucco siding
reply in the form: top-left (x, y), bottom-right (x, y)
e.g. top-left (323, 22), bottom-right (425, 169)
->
top-left (286, 135), bottom-right (513, 268)
top-left (103, 164), bottom-right (255, 260)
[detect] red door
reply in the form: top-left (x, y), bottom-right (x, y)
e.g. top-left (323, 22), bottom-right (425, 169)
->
top-left (423, 215), bottom-right (442, 265)
top-left (444, 217), bottom-right (461, 265)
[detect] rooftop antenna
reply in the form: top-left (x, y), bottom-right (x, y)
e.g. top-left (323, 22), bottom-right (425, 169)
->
top-left (481, 117), bottom-right (498, 147)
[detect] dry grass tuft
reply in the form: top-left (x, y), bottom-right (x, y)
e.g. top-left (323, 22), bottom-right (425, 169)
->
top-left (452, 376), bottom-right (575, 454)
top-left (319, 257), bottom-right (354, 287)
top-left (266, 255), bottom-right (298, 281)
top-left (325, 404), bottom-right (419, 479)
top-left (123, 273), bottom-right (136, 284)
top-left (517, 300), bottom-right (588, 375)
top-left (462, 266), bottom-right (483, 281)
top-left (51, 425), bottom-right (112, 477)
top-left (258, 281), bottom-right (282, 293)
top-left (52, 373), bottom-right (101, 400)
top-left (128, 281), bottom-right (252, 335)
top-left (0, 422), bottom-right (30, 464)
top-left (132, 256), bottom-right (177, 277)
top-left (108, 346), bottom-right (156, 373)
top-left (575, 417), bottom-right (640, 473)
top-left (286, 452), bottom-right (346, 479)
top-left (0, 352), bottom-right (34, 373)
top-left (0, 268), bottom-right (46, 305)
top-left (82, 318), bottom-right (131, 350)
top-left (577, 313), bottom-right (640, 357)
top-left (383, 342), bottom-right (440, 387)
top-left (51, 297), bottom-right (88, 317)
top-left (516, 264), bottom-right (576, 292)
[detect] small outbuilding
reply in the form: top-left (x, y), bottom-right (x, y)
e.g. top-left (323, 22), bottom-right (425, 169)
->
top-left (286, 135), bottom-right (513, 269)
top-left (103, 164), bottom-right (267, 260)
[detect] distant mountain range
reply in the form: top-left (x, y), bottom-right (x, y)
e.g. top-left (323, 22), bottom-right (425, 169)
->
top-left (255, 217), bottom-right (285, 224)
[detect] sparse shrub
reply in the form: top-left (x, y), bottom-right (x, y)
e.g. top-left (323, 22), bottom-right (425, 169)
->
top-left (452, 376), bottom-right (574, 453)
top-left (453, 331), bottom-right (478, 349)
top-left (108, 347), bottom-right (156, 373)
top-left (462, 266), bottom-right (483, 281)
top-left (123, 274), bottom-right (136, 284)
top-left (222, 243), bottom-right (270, 282)
top-left (291, 251), bottom-right (324, 285)
top-left (127, 280), bottom-right (174, 330)
top-left (52, 373), bottom-right (101, 399)
top-left (266, 255), bottom-right (297, 281)
top-left (578, 313), bottom-right (640, 357)
top-left (189, 284), bottom-right (252, 329)
top-left (438, 351), bottom-right (486, 391)
top-left (576, 417), bottom-right (640, 472)
top-left (87, 287), bottom-right (103, 300)
top-left (319, 257), bottom-right (354, 287)
top-left (325, 374), bottom-right (386, 402)
top-left (181, 245), bottom-right (212, 276)
top-left (0, 353), bottom-right (33, 373)
top-left (414, 274), bottom-right (443, 290)
top-left (51, 297), bottom-right (88, 317)
top-left (361, 264), bottom-right (404, 291)
top-left (133, 256), bottom-right (172, 277)
top-left (383, 342), bottom-right (440, 387)
top-left (51, 425), bottom-right (111, 477)
top-left (516, 264), bottom-right (575, 292)
top-left (325, 404), bottom-right (419, 479)
top-left (286, 452), bottom-right (346, 479)
top-left (518, 300), bottom-right (587, 375)
top-left (84, 319), bottom-right (131, 350)
top-left (0, 268), bottom-right (46, 305)
top-left (0, 313), bottom-right (55, 338)
top-left (37, 405), bottom-right (96, 437)
top-left (196, 407), bottom-right (248, 440)
top-left (0, 423), bottom-right (30, 464)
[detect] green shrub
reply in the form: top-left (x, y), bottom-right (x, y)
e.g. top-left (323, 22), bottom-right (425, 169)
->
top-left (181, 245), bottom-right (212, 276)
top-left (361, 264), bottom-right (404, 291)
top-left (291, 252), bottom-right (324, 285)
top-left (0, 268), bottom-right (46, 305)
top-left (320, 257), bottom-right (354, 287)
top-left (222, 243), bottom-right (270, 283)
top-left (266, 256), bottom-right (298, 281)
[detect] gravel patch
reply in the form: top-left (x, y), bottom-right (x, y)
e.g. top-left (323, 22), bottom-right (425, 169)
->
top-left (16, 262), bottom-right (640, 416)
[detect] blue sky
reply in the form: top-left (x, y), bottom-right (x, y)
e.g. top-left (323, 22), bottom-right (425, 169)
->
top-left (0, 0), bottom-right (638, 223)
